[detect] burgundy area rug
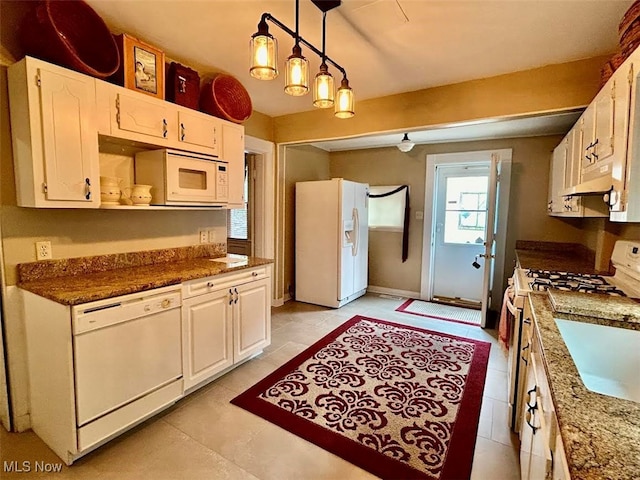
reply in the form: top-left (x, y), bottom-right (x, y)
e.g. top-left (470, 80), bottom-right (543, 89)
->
top-left (231, 315), bottom-right (491, 479)
top-left (396, 299), bottom-right (482, 327)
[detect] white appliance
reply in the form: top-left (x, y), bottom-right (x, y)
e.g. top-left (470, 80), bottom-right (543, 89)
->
top-left (507, 240), bottom-right (640, 432)
top-left (295, 178), bottom-right (369, 308)
top-left (135, 149), bottom-right (228, 205)
top-left (72, 287), bottom-right (182, 451)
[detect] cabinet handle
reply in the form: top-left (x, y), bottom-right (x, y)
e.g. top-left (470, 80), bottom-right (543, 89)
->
top-left (228, 288), bottom-right (233, 305)
top-left (234, 287), bottom-right (239, 304)
top-left (521, 355), bottom-right (528, 366)
top-left (523, 318), bottom-right (531, 325)
top-left (525, 407), bottom-right (538, 434)
top-left (206, 282), bottom-right (215, 288)
top-left (252, 272), bottom-right (258, 277)
top-left (162, 118), bottom-right (168, 138)
top-left (526, 386), bottom-right (538, 410)
top-left (180, 123), bottom-right (185, 141)
top-left (84, 178), bottom-right (91, 200)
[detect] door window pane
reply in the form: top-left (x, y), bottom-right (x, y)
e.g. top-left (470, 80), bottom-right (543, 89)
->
top-left (443, 176), bottom-right (488, 244)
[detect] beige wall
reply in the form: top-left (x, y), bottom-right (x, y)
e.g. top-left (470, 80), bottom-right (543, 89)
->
top-left (330, 136), bottom-right (592, 293)
top-left (273, 56), bottom-right (609, 144)
top-left (283, 145), bottom-right (331, 298)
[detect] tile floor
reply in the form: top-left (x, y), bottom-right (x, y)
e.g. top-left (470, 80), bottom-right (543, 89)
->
top-left (0, 294), bottom-right (520, 479)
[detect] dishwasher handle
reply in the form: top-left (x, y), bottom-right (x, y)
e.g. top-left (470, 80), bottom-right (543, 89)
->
top-left (73, 288), bottom-right (182, 335)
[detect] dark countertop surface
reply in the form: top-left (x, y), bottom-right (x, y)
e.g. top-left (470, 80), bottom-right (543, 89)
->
top-left (515, 240), bottom-right (600, 274)
top-left (530, 292), bottom-right (640, 480)
top-left (17, 246), bottom-right (273, 306)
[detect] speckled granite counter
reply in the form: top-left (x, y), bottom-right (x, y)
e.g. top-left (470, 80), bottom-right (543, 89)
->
top-left (17, 246), bottom-right (273, 306)
top-left (515, 240), bottom-right (599, 274)
top-left (529, 292), bottom-right (640, 480)
top-left (549, 289), bottom-right (640, 324)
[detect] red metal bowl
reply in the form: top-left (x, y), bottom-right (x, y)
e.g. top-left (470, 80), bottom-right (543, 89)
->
top-left (200, 74), bottom-right (253, 124)
top-left (20, 0), bottom-right (120, 79)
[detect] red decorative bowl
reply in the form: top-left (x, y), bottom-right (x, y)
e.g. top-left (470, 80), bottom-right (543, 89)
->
top-left (20, 0), bottom-right (120, 79)
top-left (200, 74), bottom-right (253, 124)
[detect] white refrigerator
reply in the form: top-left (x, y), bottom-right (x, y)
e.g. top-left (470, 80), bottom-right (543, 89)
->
top-left (295, 178), bottom-right (369, 308)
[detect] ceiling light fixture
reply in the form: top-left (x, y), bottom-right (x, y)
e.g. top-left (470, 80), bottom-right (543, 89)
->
top-left (397, 133), bottom-right (415, 152)
top-left (250, 0), bottom-right (354, 118)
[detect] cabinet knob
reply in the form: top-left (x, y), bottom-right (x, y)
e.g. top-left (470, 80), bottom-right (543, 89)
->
top-left (161, 299), bottom-right (171, 309)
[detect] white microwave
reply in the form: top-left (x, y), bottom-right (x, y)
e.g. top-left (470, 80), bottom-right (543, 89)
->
top-left (135, 149), bottom-right (228, 205)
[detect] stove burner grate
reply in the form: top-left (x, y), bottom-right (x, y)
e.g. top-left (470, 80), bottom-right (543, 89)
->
top-left (526, 269), bottom-right (627, 296)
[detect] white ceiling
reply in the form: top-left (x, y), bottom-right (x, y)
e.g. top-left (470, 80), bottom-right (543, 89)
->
top-left (308, 109), bottom-right (584, 151)
top-left (85, 0), bottom-right (631, 119)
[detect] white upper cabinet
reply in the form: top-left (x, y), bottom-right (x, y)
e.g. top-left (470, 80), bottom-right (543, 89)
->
top-left (221, 122), bottom-right (246, 206)
top-left (177, 109), bottom-right (221, 156)
top-left (8, 57), bottom-right (100, 207)
top-left (8, 57), bottom-right (246, 210)
top-left (96, 80), bottom-right (176, 146)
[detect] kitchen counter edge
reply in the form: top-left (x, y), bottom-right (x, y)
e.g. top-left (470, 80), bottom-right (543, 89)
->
top-left (18, 257), bottom-right (274, 306)
top-left (529, 293), bottom-right (640, 480)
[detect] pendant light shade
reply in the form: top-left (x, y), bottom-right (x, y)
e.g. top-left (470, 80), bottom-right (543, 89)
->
top-left (249, 19), bottom-right (278, 80)
top-left (284, 44), bottom-right (309, 96)
top-left (397, 133), bottom-right (415, 152)
top-left (313, 63), bottom-right (334, 108)
top-left (334, 76), bottom-right (354, 118)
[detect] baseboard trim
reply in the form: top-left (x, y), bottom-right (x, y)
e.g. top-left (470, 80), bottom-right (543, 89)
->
top-left (366, 286), bottom-right (420, 299)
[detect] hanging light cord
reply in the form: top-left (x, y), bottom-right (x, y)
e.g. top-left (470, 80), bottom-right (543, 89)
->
top-left (321, 11), bottom-right (327, 63)
top-left (295, 0), bottom-right (300, 46)
top-left (258, 12), bottom-right (347, 77)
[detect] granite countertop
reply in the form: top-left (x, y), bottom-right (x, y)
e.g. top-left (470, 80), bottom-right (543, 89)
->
top-left (515, 240), bottom-right (600, 274)
top-left (529, 292), bottom-right (640, 480)
top-left (17, 246), bottom-right (273, 306)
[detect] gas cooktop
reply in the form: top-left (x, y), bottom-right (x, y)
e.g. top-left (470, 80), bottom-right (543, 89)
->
top-left (525, 269), bottom-right (627, 296)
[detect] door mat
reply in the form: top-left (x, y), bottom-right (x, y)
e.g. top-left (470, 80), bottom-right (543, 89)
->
top-left (396, 299), bottom-right (482, 326)
top-left (231, 315), bottom-right (490, 479)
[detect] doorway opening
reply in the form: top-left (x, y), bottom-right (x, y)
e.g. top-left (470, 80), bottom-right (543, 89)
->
top-left (421, 149), bottom-right (512, 327)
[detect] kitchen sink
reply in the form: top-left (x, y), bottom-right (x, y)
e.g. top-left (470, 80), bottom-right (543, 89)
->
top-left (209, 254), bottom-right (248, 267)
top-left (554, 318), bottom-right (640, 402)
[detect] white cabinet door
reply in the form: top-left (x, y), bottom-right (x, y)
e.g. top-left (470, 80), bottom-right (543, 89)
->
top-left (8, 57), bottom-right (100, 207)
top-left (178, 110), bottom-right (221, 155)
top-left (39, 67), bottom-right (98, 203)
top-left (221, 122), bottom-right (245, 205)
top-left (116, 91), bottom-right (175, 142)
top-left (233, 278), bottom-right (270, 363)
top-left (182, 288), bottom-right (233, 390)
top-left (548, 144), bottom-right (565, 214)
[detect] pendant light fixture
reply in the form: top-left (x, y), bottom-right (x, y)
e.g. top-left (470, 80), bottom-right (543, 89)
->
top-left (313, 11), bottom-right (334, 108)
top-left (284, 0), bottom-right (309, 96)
top-left (249, 17), bottom-right (278, 80)
top-left (249, 0), bottom-right (354, 118)
top-left (335, 75), bottom-right (354, 118)
top-left (397, 133), bottom-right (415, 152)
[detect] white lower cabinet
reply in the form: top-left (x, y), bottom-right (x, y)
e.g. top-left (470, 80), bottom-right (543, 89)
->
top-left (182, 266), bottom-right (271, 391)
top-left (520, 310), bottom-right (568, 480)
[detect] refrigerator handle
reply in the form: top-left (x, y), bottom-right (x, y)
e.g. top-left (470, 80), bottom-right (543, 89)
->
top-left (352, 207), bottom-right (359, 257)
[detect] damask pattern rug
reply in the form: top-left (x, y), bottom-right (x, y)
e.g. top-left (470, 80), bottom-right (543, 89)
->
top-left (396, 299), bottom-right (482, 326)
top-left (231, 316), bottom-right (491, 479)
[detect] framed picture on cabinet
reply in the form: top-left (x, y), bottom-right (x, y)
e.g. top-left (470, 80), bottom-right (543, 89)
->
top-left (113, 33), bottom-right (165, 99)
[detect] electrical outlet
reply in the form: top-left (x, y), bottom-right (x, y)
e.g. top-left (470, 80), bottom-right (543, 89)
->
top-left (35, 241), bottom-right (52, 260)
top-left (207, 229), bottom-right (217, 243)
top-left (199, 230), bottom-right (208, 244)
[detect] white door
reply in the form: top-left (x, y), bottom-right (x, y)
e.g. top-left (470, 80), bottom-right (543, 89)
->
top-left (480, 154), bottom-right (501, 323)
top-left (432, 164), bottom-right (490, 304)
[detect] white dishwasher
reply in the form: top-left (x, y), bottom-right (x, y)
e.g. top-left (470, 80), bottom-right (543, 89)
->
top-left (72, 287), bottom-right (182, 427)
